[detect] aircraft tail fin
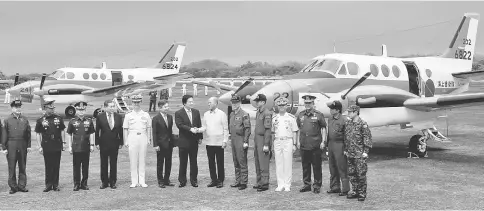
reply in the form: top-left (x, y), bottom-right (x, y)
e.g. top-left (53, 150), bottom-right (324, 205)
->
top-left (441, 13), bottom-right (479, 64)
top-left (154, 42), bottom-right (186, 72)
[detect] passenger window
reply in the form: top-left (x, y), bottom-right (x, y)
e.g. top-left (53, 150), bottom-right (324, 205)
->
top-left (392, 66), bottom-right (400, 78)
top-left (338, 64), bottom-right (347, 75)
top-left (381, 65), bottom-right (390, 77)
top-left (66, 72), bottom-right (75, 79)
top-left (370, 64), bottom-right (379, 77)
top-left (100, 73), bottom-right (107, 80)
top-left (92, 73), bottom-right (98, 80)
top-left (83, 73), bottom-right (90, 80)
top-left (347, 62), bottom-right (359, 75)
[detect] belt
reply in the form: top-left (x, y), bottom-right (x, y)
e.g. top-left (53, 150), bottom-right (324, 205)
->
top-left (129, 130), bottom-right (145, 135)
top-left (276, 136), bottom-right (292, 140)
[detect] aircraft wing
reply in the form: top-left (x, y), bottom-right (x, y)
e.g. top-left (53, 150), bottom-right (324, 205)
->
top-left (191, 80), bottom-right (238, 91)
top-left (452, 70), bottom-right (484, 81)
top-left (403, 92), bottom-right (484, 111)
top-left (118, 72), bottom-right (192, 96)
top-left (81, 82), bottom-right (140, 96)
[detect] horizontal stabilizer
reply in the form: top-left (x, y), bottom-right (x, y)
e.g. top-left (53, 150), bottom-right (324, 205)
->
top-left (404, 92), bottom-right (484, 111)
top-left (191, 80), bottom-right (238, 91)
top-left (452, 70), bottom-right (484, 81)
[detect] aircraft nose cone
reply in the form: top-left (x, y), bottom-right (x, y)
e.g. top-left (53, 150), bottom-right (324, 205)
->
top-left (251, 80), bottom-right (293, 109)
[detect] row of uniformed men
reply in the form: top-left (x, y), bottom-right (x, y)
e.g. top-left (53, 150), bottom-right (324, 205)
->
top-left (226, 93), bottom-right (372, 201)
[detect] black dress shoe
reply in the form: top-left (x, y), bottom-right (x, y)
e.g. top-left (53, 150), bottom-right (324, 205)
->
top-left (313, 188), bottom-right (321, 194)
top-left (159, 183), bottom-right (166, 188)
top-left (207, 181), bottom-right (217, 187)
top-left (53, 187), bottom-right (60, 191)
top-left (73, 185), bottom-right (80, 191)
top-left (257, 187), bottom-right (268, 192)
top-left (9, 189), bottom-right (17, 194)
top-left (164, 182), bottom-right (175, 187)
top-left (299, 186), bottom-right (311, 192)
top-left (179, 183), bottom-right (186, 188)
top-left (347, 193), bottom-right (359, 199)
top-left (230, 183), bottom-right (241, 188)
top-left (80, 185), bottom-right (89, 190)
top-left (327, 189), bottom-right (341, 194)
top-left (43, 187), bottom-right (52, 192)
top-left (238, 184), bottom-right (247, 190)
top-left (100, 184), bottom-right (108, 189)
top-left (253, 185), bottom-right (260, 189)
top-left (110, 184), bottom-right (117, 189)
top-left (191, 182), bottom-right (198, 187)
top-left (216, 182), bottom-right (223, 188)
top-left (358, 196), bottom-right (366, 201)
top-left (18, 188), bottom-right (28, 192)
top-left (339, 191), bottom-right (348, 196)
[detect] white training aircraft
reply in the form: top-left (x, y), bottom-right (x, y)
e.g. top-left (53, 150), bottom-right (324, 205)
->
top-left (249, 13), bottom-right (482, 158)
top-left (8, 42), bottom-right (191, 118)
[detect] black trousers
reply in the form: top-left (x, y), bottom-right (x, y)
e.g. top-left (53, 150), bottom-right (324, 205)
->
top-left (149, 100), bottom-right (156, 112)
top-left (206, 145), bottom-right (225, 183)
top-left (7, 148), bottom-right (27, 190)
top-left (300, 148), bottom-right (323, 188)
top-left (100, 149), bottom-right (119, 186)
top-left (156, 147), bottom-right (173, 184)
top-left (178, 147), bottom-right (198, 184)
top-left (43, 151), bottom-right (62, 188)
top-left (73, 152), bottom-right (90, 186)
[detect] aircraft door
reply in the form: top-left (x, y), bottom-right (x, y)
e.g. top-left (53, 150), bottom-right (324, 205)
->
top-left (403, 61), bottom-right (421, 96)
top-left (111, 71), bottom-right (123, 86)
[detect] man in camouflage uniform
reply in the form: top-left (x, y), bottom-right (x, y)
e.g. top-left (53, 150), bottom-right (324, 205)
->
top-left (252, 94), bottom-right (272, 192)
top-left (228, 94), bottom-right (251, 190)
top-left (66, 101), bottom-right (95, 191)
top-left (344, 105), bottom-right (372, 201)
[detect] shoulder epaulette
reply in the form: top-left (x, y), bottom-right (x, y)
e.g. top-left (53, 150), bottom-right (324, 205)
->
top-left (288, 113), bottom-right (296, 118)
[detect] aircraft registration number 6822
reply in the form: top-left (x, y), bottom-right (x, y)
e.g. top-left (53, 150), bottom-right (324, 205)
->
top-left (454, 49), bottom-right (472, 60)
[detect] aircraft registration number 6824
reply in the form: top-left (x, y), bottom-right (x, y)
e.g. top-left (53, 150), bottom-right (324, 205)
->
top-left (162, 63), bottom-right (179, 69)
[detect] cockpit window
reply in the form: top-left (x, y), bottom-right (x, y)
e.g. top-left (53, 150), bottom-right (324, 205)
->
top-left (50, 70), bottom-right (65, 79)
top-left (338, 64), bottom-right (347, 75)
top-left (310, 59), bottom-right (342, 74)
top-left (300, 60), bottom-right (319, 72)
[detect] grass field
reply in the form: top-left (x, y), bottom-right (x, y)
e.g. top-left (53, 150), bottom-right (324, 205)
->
top-left (1, 83), bottom-right (484, 209)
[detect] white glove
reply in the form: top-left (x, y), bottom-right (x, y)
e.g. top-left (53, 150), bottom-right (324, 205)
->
top-left (243, 143), bottom-right (248, 149)
top-left (263, 146), bottom-right (269, 152)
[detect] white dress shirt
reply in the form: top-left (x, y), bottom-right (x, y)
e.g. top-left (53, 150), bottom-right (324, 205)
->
top-left (201, 108), bottom-right (228, 146)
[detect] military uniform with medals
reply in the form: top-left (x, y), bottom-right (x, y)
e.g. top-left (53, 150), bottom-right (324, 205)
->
top-left (1, 99), bottom-right (31, 194)
top-left (35, 98), bottom-right (66, 192)
top-left (296, 95), bottom-right (326, 193)
top-left (66, 101), bottom-right (95, 191)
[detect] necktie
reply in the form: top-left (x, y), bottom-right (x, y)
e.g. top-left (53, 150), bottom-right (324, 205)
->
top-left (108, 113), bottom-right (113, 129)
top-left (187, 109), bottom-right (192, 124)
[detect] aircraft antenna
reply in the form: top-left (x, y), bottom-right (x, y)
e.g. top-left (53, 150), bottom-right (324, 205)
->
top-left (333, 40), bottom-right (336, 53)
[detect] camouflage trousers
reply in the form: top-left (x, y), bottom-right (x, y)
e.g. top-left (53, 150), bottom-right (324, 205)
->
top-left (347, 157), bottom-right (368, 197)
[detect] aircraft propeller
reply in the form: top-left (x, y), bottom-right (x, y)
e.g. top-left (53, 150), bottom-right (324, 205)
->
top-left (326, 72), bottom-right (372, 110)
top-left (234, 78), bottom-right (254, 96)
top-left (341, 72), bottom-right (371, 100)
top-left (13, 73), bottom-right (20, 86)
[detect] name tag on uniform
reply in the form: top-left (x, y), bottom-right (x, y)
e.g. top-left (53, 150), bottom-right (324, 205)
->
top-left (311, 117), bottom-right (317, 120)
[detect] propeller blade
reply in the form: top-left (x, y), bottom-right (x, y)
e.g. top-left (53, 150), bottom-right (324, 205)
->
top-left (320, 92), bottom-right (331, 99)
top-left (40, 73), bottom-right (47, 90)
top-left (234, 78), bottom-right (254, 95)
top-left (208, 81), bottom-right (223, 93)
top-left (341, 72), bottom-right (371, 99)
top-left (14, 73), bottom-right (19, 86)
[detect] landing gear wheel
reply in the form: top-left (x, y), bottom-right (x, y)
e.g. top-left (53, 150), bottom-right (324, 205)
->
top-left (408, 134), bottom-right (428, 158)
top-left (65, 106), bottom-right (76, 118)
top-left (93, 108), bottom-right (102, 119)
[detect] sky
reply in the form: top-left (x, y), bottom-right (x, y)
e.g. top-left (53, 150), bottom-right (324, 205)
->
top-left (1, 1), bottom-right (484, 75)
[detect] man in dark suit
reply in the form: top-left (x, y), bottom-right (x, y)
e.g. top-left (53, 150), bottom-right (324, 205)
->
top-left (175, 94), bottom-right (203, 188)
top-left (95, 100), bottom-right (124, 189)
top-left (152, 99), bottom-right (176, 188)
